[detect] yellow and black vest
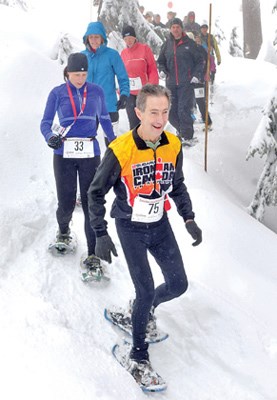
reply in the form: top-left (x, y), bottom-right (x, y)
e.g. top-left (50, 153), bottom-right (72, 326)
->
top-left (109, 129), bottom-right (182, 210)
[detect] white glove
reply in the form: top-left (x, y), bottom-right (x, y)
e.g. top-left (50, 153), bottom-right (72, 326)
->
top-left (190, 76), bottom-right (200, 84)
top-left (159, 71), bottom-right (167, 80)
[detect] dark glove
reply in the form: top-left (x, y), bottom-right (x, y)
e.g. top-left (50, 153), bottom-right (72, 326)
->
top-left (217, 61), bottom-right (221, 66)
top-left (186, 220), bottom-right (202, 246)
top-left (47, 134), bottom-right (63, 150)
top-left (116, 95), bottom-right (128, 111)
top-left (95, 234), bottom-right (118, 263)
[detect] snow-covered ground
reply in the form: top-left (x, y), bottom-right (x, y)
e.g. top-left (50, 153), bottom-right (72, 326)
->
top-left (0, 3), bottom-right (277, 400)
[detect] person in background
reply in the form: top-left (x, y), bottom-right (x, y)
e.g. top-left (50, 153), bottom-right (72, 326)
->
top-left (138, 5), bottom-right (145, 15)
top-left (153, 14), bottom-right (166, 28)
top-left (40, 53), bottom-right (116, 276)
top-left (82, 21), bottom-right (130, 136)
top-left (157, 18), bottom-right (204, 146)
top-left (200, 23), bottom-right (221, 84)
top-left (144, 11), bottom-right (154, 24)
top-left (120, 25), bottom-right (159, 129)
top-left (165, 11), bottom-right (177, 28)
top-left (194, 33), bottom-right (213, 128)
top-left (87, 84), bottom-right (202, 388)
top-left (183, 11), bottom-right (201, 35)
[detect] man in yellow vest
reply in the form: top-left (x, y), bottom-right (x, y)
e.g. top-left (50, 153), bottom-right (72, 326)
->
top-left (87, 84), bottom-right (202, 391)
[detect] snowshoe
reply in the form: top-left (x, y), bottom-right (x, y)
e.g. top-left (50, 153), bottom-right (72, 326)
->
top-left (80, 254), bottom-right (110, 283)
top-left (181, 137), bottom-right (199, 147)
top-left (202, 124), bottom-right (213, 131)
top-left (104, 302), bottom-right (168, 344)
top-left (48, 229), bottom-right (77, 256)
top-left (112, 342), bottom-right (167, 392)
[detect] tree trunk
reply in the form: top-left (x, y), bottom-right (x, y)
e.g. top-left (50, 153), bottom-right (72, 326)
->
top-left (242, 0), bottom-right (263, 59)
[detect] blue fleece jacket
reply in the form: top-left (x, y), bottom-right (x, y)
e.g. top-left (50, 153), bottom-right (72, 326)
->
top-left (40, 80), bottom-right (116, 156)
top-left (82, 21), bottom-right (129, 113)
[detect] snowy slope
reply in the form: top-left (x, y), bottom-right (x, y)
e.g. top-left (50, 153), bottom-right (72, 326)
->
top-left (0, 4), bottom-right (277, 400)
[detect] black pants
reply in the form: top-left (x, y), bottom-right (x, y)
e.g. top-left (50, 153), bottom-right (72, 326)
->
top-left (115, 215), bottom-right (188, 361)
top-left (125, 94), bottom-right (140, 130)
top-left (194, 83), bottom-right (212, 125)
top-left (168, 83), bottom-right (195, 139)
top-left (53, 154), bottom-right (100, 255)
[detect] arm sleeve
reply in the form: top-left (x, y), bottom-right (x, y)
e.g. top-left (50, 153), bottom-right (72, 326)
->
top-left (97, 87), bottom-right (117, 142)
top-left (157, 42), bottom-right (169, 74)
top-left (40, 90), bottom-right (58, 142)
top-left (168, 149), bottom-right (195, 221)
top-left (145, 46), bottom-right (159, 84)
top-left (87, 148), bottom-right (121, 235)
top-left (191, 41), bottom-right (205, 82)
top-left (213, 37), bottom-right (221, 63)
top-left (113, 51), bottom-right (130, 97)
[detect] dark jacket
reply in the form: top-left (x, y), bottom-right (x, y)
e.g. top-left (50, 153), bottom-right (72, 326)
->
top-left (184, 11), bottom-right (201, 35)
top-left (157, 33), bottom-right (204, 87)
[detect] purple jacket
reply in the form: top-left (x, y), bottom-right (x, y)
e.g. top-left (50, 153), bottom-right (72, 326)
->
top-left (40, 81), bottom-right (116, 155)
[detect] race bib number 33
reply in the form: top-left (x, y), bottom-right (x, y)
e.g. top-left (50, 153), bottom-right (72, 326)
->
top-left (131, 196), bottom-right (164, 223)
top-left (63, 138), bottom-right (94, 158)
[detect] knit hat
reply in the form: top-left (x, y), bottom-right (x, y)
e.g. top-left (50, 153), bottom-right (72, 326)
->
top-left (67, 53), bottom-right (88, 72)
top-left (200, 23), bottom-right (208, 29)
top-left (122, 25), bottom-right (136, 38)
top-left (169, 18), bottom-right (183, 29)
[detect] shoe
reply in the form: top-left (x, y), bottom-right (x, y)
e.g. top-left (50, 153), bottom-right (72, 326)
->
top-left (202, 123), bottom-right (213, 131)
top-left (56, 228), bottom-right (72, 245)
top-left (80, 254), bottom-right (104, 282)
top-left (128, 300), bottom-right (157, 336)
top-left (182, 137), bottom-right (198, 147)
top-left (177, 135), bottom-right (186, 145)
top-left (105, 301), bottom-right (168, 343)
top-left (112, 342), bottom-right (167, 392)
top-left (127, 358), bottom-right (166, 390)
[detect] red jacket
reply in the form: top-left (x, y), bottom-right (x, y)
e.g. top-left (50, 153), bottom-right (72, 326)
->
top-left (121, 41), bottom-right (159, 95)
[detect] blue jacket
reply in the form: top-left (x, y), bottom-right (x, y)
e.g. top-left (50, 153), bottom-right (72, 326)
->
top-left (82, 22), bottom-right (130, 113)
top-left (40, 81), bottom-right (116, 156)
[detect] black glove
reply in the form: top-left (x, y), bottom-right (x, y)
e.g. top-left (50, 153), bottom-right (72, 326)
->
top-left (116, 95), bottom-right (128, 111)
top-left (95, 234), bottom-right (118, 263)
top-left (47, 135), bottom-right (63, 150)
top-left (186, 220), bottom-right (202, 246)
top-left (217, 60), bottom-right (221, 66)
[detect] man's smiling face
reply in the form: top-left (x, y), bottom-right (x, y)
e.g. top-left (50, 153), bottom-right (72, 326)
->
top-left (135, 95), bottom-right (169, 142)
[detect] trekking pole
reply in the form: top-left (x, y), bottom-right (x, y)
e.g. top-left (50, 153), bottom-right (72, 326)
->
top-left (204, 3), bottom-right (212, 172)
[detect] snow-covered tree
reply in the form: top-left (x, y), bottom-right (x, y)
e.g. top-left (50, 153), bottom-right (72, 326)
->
top-left (229, 27), bottom-right (243, 57)
top-left (214, 17), bottom-right (226, 47)
top-left (50, 33), bottom-right (74, 66)
top-left (97, 0), bottom-right (164, 56)
top-left (0, 0), bottom-right (28, 11)
top-left (246, 88), bottom-right (277, 221)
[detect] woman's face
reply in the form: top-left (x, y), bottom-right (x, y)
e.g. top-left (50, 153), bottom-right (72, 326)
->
top-left (124, 36), bottom-right (136, 48)
top-left (88, 34), bottom-right (103, 50)
top-left (68, 72), bottom-right (87, 89)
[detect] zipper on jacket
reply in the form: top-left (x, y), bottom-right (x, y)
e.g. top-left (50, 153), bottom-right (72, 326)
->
top-left (77, 89), bottom-right (82, 112)
top-left (173, 41), bottom-right (179, 85)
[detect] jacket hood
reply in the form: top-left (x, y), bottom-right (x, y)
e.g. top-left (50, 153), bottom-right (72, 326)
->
top-left (188, 11), bottom-right (195, 21)
top-left (83, 21), bottom-right (107, 45)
